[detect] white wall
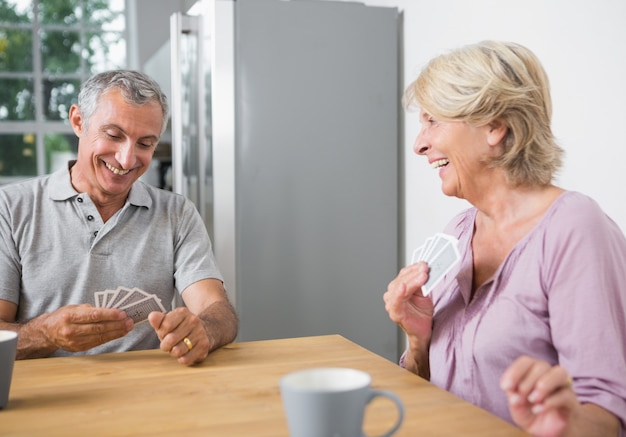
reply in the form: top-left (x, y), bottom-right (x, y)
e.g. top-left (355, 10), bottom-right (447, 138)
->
top-left (333, 0), bottom-right (626, 265)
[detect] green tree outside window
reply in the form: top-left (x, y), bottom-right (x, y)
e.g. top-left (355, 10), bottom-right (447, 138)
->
top-left (0, 0), bottom-right (125, 182)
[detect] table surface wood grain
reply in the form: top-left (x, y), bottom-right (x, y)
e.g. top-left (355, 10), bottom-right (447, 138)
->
top-left (1, 334), bottom-right (527, 436)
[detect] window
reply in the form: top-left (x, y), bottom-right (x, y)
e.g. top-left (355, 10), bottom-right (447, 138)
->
top-left (0, 0), bottom-right (126, 184)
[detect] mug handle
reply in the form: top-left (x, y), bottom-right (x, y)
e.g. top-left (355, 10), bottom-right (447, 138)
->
top-left (364, 389), bottom-right (405, 437)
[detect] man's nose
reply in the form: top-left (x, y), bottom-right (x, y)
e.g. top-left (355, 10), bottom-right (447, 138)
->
top-left (116, 142), bottom-right (136, 169)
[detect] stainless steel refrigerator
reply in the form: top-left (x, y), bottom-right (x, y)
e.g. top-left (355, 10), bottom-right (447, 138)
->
top-left (170, 0), bottom-right (400, 361)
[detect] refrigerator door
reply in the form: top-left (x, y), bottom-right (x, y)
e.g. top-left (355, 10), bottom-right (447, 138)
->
top-left (222, 0), bottom-right (400, 361)
top-left (170, 9), bottom-right (213, 236)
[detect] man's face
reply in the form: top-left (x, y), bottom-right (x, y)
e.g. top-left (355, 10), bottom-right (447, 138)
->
top-left (69, 88), bottom-right (163, 202)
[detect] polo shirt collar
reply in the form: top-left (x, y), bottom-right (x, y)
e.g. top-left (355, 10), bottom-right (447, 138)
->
top-left (48, 160), bottom-right (152, 208)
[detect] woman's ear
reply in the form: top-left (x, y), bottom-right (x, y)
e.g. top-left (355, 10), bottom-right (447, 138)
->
top-left (486, 119), bottom-right (508, 147)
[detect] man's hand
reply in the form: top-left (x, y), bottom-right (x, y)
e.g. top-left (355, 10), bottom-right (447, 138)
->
top-left (148, 278), bottom-right (238, 366)
top-left (148, 308), bottom-right (210, 366)
top-left (15, 304), bottom-right (134, 358)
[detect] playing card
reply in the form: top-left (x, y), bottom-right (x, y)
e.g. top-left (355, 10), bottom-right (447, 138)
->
top-left (106, 286), bottom-right (132, 309)
top-left (422, 235), bottom-right (450, 263)
top-left (412, 233), bottom-right (461, 296)
top-left (104, 289), bottom-right (117, 308)
top-left (422, 239), bottom-right (460, 295)
top-left (93, 286), bottom-right (166, 325)
top-left (420, 236), bottom-right (435, 261)
top-left (111, 287), bottom-right (151, 309)
top-left (94, 291), bottom-right (107, 308)
top-left (411, 244), bottom-right (425, 264)
top-left (120, 295), bottom-right (166, 324)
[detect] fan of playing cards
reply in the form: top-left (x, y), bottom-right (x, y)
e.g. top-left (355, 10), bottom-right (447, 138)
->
top-left (411, 233), bottom-right (461, 296)
top-left (94, 287), bottom-right (166, 324)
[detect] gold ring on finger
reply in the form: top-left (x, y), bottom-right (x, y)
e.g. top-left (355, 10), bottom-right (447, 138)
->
top-left (183, 337), bottom-right (193, 351)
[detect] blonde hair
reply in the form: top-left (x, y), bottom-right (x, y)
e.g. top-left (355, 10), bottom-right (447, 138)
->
top-left (404, 40), bottom-right (563, 186)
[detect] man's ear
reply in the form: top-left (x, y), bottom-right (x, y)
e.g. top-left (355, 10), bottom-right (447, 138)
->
top-left (68, 104), bottom-right (84, 137)
top-left (486, 119), bottom-right (508, 146)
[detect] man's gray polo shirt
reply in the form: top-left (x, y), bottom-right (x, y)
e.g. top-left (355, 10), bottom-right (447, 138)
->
top-left (0, 163), bottom-right (223, 356)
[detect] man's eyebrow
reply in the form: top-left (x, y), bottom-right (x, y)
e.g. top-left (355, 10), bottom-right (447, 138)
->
top-left (138, 134), bottom-right (159, 142)
top-left (101, 124), bottom-right (159, 142)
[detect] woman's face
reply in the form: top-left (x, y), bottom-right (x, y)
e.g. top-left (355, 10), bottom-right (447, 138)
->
top-left (413, 110), bottom-right (497, 200)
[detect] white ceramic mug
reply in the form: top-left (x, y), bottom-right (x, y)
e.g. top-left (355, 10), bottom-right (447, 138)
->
top-left (280, 367), bottom-right (404, 437)
top-left (0, 330), bottom-right (18, 409)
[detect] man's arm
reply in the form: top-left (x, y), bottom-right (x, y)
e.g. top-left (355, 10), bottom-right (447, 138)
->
top-left (183, 278), bottom-right (239, 353)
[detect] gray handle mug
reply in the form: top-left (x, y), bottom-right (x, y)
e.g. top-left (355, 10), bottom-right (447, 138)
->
top-left (0, 330), bottom-right (18, 410)
top-left (280, 367), bottom-right (404, 437)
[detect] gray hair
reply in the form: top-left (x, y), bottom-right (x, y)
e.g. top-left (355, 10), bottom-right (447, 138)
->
top-left (77, 70), bottom-right (170, 136)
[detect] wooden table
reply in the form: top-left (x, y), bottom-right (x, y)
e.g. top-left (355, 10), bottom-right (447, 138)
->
top-left (1, 335), bottom-right (527, 436)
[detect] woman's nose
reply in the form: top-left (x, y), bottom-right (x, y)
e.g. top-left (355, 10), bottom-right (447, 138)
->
top-left (413, 130), bottom-right (430, 155)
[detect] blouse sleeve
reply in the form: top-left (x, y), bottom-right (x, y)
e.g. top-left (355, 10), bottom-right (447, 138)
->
top-left (541, 193), bottom-right (626, 432)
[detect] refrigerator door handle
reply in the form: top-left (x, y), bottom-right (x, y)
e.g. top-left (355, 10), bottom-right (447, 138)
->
top-left (169, 12), bottom-right (208, 224)
top-left (170, 12), bottom-right (188, 199)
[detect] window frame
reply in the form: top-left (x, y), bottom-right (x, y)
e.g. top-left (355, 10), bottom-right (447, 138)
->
top-left (0, 0), bottom-right (127, 184)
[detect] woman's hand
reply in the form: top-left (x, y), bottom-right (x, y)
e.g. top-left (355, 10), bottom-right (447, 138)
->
top-left (500, 356), bottom-right (578, 437)
top-left (384, 262), bottom-right (435, 377)
top-left (383, 261), bottom-right (434, 338)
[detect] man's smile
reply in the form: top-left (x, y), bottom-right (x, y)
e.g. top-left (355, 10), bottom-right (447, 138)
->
top-left (104, 161), bottom-right (130, 175)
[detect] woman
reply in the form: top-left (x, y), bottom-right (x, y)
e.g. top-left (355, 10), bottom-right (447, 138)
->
top-left (384, 41), bottom-right (626, 436)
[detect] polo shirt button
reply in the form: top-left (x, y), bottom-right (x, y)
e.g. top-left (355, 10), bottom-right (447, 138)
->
top-left (77, 197), bottom-right (83, 203)
top-left (87, 215), bottom-right (94, 221)
top-left (93, 231), bottom-right (98, 237)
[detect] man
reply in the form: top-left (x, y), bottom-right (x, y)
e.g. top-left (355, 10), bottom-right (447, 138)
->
top-left (0, 70), bottom-right (238, 365)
